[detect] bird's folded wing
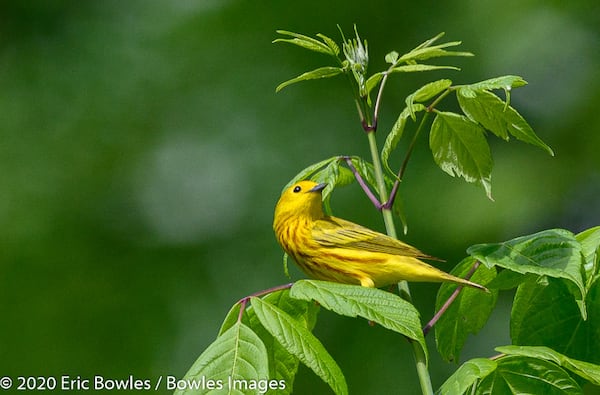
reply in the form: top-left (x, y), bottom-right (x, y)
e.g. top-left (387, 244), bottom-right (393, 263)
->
top-left (312, 217), bottom-right (436, 259)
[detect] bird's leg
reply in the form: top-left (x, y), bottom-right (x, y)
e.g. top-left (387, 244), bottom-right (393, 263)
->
top-left (341, 156), bottom-right (384, 210)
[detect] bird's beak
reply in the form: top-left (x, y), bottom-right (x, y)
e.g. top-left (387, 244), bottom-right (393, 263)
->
top-left (309, 183), bottom-right (327, 192)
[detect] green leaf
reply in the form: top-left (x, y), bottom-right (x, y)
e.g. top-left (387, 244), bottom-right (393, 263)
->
top-left (251, 296), bottom-right (347, 395)
top-left (510, 276), bottom-right (600, 365)
top-left (282, 156), bottom-right (339, 192)
top-left (385, 50), bottom-right (399, 64)
top-left (460, 75), bottom-right (528, 92)
top-left (398, 39), bottom-right (473, 63)
top-left (413, 32), bottom-right (446, 51)
top-left (409, 79), bottom-right (453, 104)
top-left (436, 358), bottom-right (497, 395)
top-left (477, 355), bottom-right (582, 394)
top-left (429, 111), bottom-right (493, 199)
top-left (434, 257), bottom-right (498, 362)
top-left (274, 30), bottom-right (336, 56)
top-left (576, 226), bottom-right (600, 287)
top-left (245, 291), bottom-right (319, 394)
top-left (218, 303), bottom-right (242, 336)
top-left (276, 66), bottom-right (343, 92)
top-left (468, 229), bottom-right (587, 318)
top-left (290, 280), bottom-right (427, 364)
top-left (405, 79), bottom-right (451, 121)
top-left (390, 64), bottom-right (460, 74)
top-left (484, 269), bottom-right (532, 290)
top-left (496, 345), bottom-right (600, 385)
top-left (175, 322), bottom-right (268, 395)
top-left (316, 33), bottom-right (340, 56)
top-left (457, 88), bottom-right (554, 155)
top-left (381, 104), bottom-right (426, 178)
top-left (349, 156), bottom-right (393, 190)
top-left (283, 253), bottom-right (291, 279)
top-left (310, 158), bottom-right (353, 213)
top-left (365, 72), bottom-right (383, 98)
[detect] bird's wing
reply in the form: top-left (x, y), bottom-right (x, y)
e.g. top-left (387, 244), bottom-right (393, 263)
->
top-left (312, 216), bottom-right (438, 260)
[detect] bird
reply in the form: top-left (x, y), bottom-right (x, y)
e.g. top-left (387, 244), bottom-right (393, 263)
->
top-left (273, 180), bottom-right (487, 292)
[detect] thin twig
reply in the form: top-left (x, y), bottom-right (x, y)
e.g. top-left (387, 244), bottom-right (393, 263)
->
top-left (236, 283), bottom-right (294, 322)
top-left (422, 261), bottom-right (481, 336)
top-left (383, 112), bottom-right (431, 210)
top-left (342, 156), bottom-right (383, 209)
top-left (373, 72), bottom-right (390, 127)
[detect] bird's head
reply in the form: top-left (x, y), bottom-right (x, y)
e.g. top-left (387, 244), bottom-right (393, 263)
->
top-left (274, 181), bottom-right (326, 221)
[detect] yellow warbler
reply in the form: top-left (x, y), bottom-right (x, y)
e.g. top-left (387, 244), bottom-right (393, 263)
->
top-left (273, 180), bottom-right (487, 291)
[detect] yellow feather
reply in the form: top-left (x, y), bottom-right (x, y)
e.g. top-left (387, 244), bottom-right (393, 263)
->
top-left (273, 180), bottom-right (488, 292)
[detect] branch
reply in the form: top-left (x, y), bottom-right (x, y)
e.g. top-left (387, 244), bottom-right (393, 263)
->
top-left (236, 283), bottom-right (294, 322)
top-left (422, 261), bottom-right (481, 336)
top-left (342, 156), bottom-right (383, 209)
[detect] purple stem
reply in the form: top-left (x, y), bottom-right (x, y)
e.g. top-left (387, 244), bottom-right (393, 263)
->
top-left (342, 156), bottom-right (383, 209)
top-left (422, 261), bottom-right (481, 336)
top-left (236, 283), bottom-right (294, 322)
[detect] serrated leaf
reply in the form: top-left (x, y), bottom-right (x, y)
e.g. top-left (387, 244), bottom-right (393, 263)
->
top-left (274, 30), bottom-right (335, 56)
top-left (310, 158), bottom-right (353, 213)
top-left (176, 322), bottom-right (268, 395)
top-left (434, 257), bottom-right (498, 362)
top-left (457, 88), bottom-right (554, 155)
top-left (405, 80), bottom-right (451, 121)
top-left (496, 345), bottom-right (600, 385)
top-left (282, 156), bottom-right (339, 192)
top-left (576, 226), bottom-right (600, 287)
top-left (390, 64), bottom-right (460, 74)
top-left (245, 291), bottom-right (319, 394)
top-left (290, 280), bottom-right (427, 364)
top-left (251, 296), bottom-right (347, 395)
top-left (460, 75), bottom-right (528, 92)
top-left (398, 38), bottom-right (473, 64)
top-left (477, 355), bottom-right (582, 394)
top-left (400, 48), bottom-right (473, 63)
top-left (457, 89), bottom-right (510, 140)
top-left (429, 111), bottom-right (493, 199)
top-left (510, 276), bottom-right (600, 365)
top-left (411, 79), bottom-right (453, 103)
top-left (468, 229), bottom-right (587, 319)
top-left (381, 105), bottom-right (426, 178)
top-left (316, 33), bottom-right (340, 56)
top-left (276, 66), bottom-right (343, 92)
top-left (436, 358), bottom-right (497, 395)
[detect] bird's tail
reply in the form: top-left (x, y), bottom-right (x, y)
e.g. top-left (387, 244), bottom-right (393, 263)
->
top-left (446, 274), bottom-right (489, 293)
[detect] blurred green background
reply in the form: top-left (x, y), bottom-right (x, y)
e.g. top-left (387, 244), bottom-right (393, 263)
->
top-left (1, 0), bottom-right (598, 393)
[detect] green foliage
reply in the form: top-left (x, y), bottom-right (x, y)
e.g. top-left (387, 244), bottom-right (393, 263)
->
top-left (175, 322), bottom-right (269, 395)
top-left (430, 111), bottom-right (494, 199)
top-left (290, 280), bottom-right (427, 363)
top-left (180, 27), bottom-right (600, 394)
top-left (468, 229), bottom-right (588, 318)
top-left (434, 258), bottom-right (498, 362)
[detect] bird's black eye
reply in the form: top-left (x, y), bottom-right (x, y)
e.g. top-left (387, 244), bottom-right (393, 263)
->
top-left (293, 186), bottom-right (301, 193)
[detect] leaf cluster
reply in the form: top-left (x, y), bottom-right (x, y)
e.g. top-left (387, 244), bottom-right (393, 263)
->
top-left (179, 227), bottom-right (600, 394)
top-left (275, 29), bottom-right (553, 201)
top-left (178, 28), bottom-right (599, 395)
top-left (436, 227), bottom-right (600, 394)
top-left (177, 281), bottom-right (426, 395)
